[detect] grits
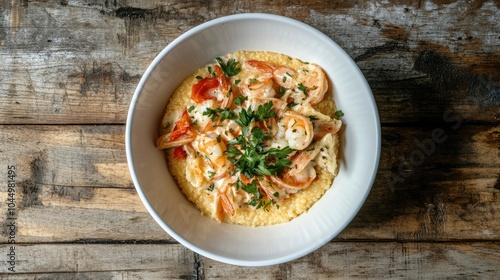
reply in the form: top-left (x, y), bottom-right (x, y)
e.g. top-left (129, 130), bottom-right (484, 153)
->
top-left (158, 50), bottom-right (341, 226)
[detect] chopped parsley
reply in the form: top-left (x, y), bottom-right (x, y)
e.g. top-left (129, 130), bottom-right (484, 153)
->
top-left (334, 110), bottom-right (344, 117)
top-left (233, 95), bottom-right (248, 106)
top-left (297, 83), bottom-right (308, 96)
top-left (225, 109), bottom-right (293, 178)
top-left (277, 87), bottom-right (286, 98)
top-left (202, 101), bottom-right (294, 211)
top-left (203, 107), bottom-right (236, 122)
top-left (216, 57), bottom-right (241, 77)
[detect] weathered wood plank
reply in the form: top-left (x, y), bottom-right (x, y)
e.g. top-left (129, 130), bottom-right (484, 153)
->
top-left (0, 124), bottom-right (172, 242)
top-left (0, 1), bottom-right (498, 124)
top-left (0, 125), bottom-right (129, 189)
top-left (345, 124), bottom-right (500, 241)
top-left (0, 125), bottom-right (498, 242)
top-left (200, 242), bottom-right (500, 279)
top-left (0, 244), bottom-right (195, 278)
top-left (0, 242), bottom-right (497, 278)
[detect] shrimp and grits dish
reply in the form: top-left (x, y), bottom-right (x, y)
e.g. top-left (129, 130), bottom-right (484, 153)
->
top-left (156, 50), bottom-right (342, 226)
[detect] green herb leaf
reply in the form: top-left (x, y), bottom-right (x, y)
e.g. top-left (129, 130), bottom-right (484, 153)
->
top-left (203, 107), bottom-right (236, 122)
top-left (215, 57), bottom-right (241, 77)
top-left (297, 83), bottom-right (308, 96)
top-left (233, 95), bottom-right (248, 106)
top-left (334, 110), bottom-right (344, 117)
top-left (277, 87), bottom-right (286, 98)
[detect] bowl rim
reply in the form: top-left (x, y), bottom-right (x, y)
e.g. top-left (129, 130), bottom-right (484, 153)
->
top-left (126, 12), bottom-right (381, 266)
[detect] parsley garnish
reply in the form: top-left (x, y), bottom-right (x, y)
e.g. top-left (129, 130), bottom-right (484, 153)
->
top-left (202, 100), bottom-right (294, 211)
top-left (225, 104), bottom-right (293, 179)
top-left (234, 101), bottom-right (276, 135)
top-left (277, 87), bottom-right (286, 98)
top-left (203, 107), bottom-right (236, 122)
top-left (215, 57), bottom-right (241, 77)
top-left (334, 110), bottom-right (344, 117)
top-left (233, 95), bottom-right (247, 106)
top-left (297, 83), bottom-right (308, 96)
top-left (241, 180), bottom-right (274, 210)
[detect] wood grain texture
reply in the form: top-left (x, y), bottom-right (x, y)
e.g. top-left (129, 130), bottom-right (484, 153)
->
top-left (0, 244), bottom-right (196, 277)
top-left (0, 0), bottom-right (498, 124)
top-left (1, 0), bottom-right (499, 277)
top-left (2, 242), bottom-right (496, 278)
top-left (0, 125), bottom-right (497, 243)
top-left (201, 242), bottom-right (500, 279)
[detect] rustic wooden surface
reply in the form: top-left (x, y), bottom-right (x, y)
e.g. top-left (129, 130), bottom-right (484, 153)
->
top-left (1, 0), bottom-right (499, 279)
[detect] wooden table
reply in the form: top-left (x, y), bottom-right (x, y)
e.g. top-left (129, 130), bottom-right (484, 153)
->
top-left (1, 0), bottom-right (499, 278)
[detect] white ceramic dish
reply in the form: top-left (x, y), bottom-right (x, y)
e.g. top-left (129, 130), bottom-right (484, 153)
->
top-left (126, 13), bottom-right (380, 266)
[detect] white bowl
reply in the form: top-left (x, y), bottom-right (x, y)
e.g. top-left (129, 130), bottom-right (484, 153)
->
top-left (126, 13), bottom-right (380, 266)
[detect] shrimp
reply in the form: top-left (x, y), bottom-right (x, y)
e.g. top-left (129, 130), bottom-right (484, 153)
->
top-left (240, 60), bottom-right (298, 98)
top-left (272, 66), bottom-right (297, 89)
top-left (258, 176), bottom-right (288, 202)
top-left (192, 134), bottom-right (230, 178)
top-left (191, 65), bottom-right (233, 108)
top-left (288, 133), bottom-right (337, 176)
top-left (203, 119), bottom-right (242, 142)
top-left (288, 140), bottom-right (323, 176)
top-left (313, 118), bottom-right (342, 140)
top-left (297, 63), bottom-right (328, 105)
top-left (156, 108), bottom-right (196, 149)
top-left (269, 163), bottom-right (316, 193)
top-left (245, 60), bottom-right (297, 89)
top-left (276, 111), bottom-right (314, 150)
top-left (240, 76), bottom-right (276, 99)
top-left (243, 97), bottom-right (287, 137)
top-left (214, 177), bottom-right (236, 222)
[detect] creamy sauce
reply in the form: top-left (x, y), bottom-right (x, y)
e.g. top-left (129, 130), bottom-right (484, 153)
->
top-left (157, 50), bottom-right (341, 226)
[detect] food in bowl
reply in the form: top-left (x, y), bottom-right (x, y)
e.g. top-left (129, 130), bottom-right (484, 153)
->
top-left (156, 50), bottom-right (342, 226)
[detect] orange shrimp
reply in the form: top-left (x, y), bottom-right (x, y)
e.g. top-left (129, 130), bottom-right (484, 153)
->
top-left (214, 178), bottom-right (236, 222)
top-left (156, 108), bottom-right (196, 149)
top-left (276, 111), bottom-right (314, 150)
top-left (191, 65), bottom-right (233, 108)
top-left (245, 60), bottom-right (297, 89)
top-left (297, 63), bottom-right (328, 105)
